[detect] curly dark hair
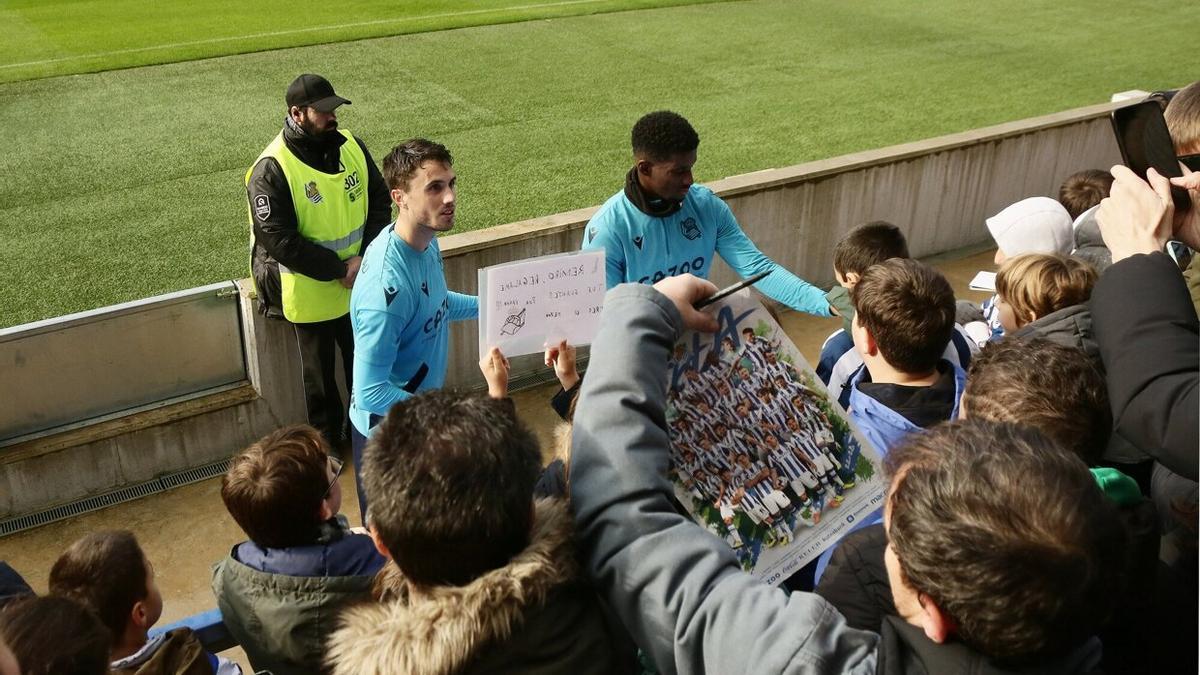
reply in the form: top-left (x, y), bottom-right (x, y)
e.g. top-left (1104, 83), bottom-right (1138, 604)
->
top-left (885, 420), bottom-right (1127, 664)
top-left (631, 110), bottom-right (699, 161)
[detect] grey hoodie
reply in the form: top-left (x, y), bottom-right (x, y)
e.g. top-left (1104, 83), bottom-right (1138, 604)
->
top-left (570, 284), bottom-right (879, 674)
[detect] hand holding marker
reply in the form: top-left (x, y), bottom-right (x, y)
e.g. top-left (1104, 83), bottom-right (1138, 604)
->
top-left (693, 271), bottom-right (772, 310)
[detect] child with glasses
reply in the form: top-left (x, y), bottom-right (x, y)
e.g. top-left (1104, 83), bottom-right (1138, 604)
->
top-left (212, 424), bottom-right (385, 675)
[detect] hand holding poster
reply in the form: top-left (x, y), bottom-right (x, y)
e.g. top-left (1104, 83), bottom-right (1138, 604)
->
top-left (666, 290), bottom-right (885, 583)
top-left (478, 250), bottom-right (606, 358)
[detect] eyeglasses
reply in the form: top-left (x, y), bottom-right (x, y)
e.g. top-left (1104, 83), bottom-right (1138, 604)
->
top-left (1180, 154), bottom-right (1200, 172)
top-left (322, 456), bottom-right (344, 499)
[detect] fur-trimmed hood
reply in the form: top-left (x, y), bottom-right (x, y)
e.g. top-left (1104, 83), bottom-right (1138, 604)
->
top-left (325, 498), bottom-right (600, 675)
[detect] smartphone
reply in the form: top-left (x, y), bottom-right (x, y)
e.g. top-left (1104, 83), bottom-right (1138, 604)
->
top-left (1111, 100), bottom-right (1191, 212)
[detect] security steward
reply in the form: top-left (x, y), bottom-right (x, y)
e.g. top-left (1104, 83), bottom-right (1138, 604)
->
top-left (246, 74), bottom-right (391, 451)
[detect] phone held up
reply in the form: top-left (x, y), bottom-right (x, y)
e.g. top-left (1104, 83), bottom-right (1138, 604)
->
top-left (1111, 99), bottom-right (1192, 212)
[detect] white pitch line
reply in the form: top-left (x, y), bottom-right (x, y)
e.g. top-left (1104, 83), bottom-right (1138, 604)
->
top-left (0, 0), bottom-right (613, 70)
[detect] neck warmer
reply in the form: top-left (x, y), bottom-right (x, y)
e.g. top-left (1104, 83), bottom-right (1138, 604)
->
top-left (623, 166), bottom-right (683, 218)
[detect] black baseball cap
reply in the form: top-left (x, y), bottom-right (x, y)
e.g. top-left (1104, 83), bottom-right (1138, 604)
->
top-left (286, 74), bottom-right (351, 112)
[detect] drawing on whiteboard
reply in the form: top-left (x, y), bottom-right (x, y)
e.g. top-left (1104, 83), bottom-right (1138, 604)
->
top-left (500, 307), bottom-right (527, 336)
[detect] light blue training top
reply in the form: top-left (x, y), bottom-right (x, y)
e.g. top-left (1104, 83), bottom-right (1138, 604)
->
top-left (349, 226), bottom-right (478, 435)
top-left (581, 184), bottom-right (831, 316)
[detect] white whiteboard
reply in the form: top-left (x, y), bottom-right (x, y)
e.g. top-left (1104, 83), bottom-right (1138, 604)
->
top-left (478, 250), bottom-right (606, 358)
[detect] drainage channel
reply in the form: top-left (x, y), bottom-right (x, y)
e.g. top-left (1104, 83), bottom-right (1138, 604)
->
top-left (0, 458), bottom-right (231, 538)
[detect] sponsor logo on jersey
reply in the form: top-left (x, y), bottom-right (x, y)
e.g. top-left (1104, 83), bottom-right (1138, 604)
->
top-left (637, 256), bottom-right (706, 284)
top-left (588, 227), bottom-right (597, 243)
top-left (305, 181), bottom-right (324, 204)
top-left (253, 194), bottom-right (271, 220)
top-left (633, 235), bottom-right (643, 250)
top-left (680, 217), bottom-right (701, 240)
top-left (420, 281), bottom-right (429, 296)
top-left (424, 297), bottom-right (451, 334)
top-left (384, 286), bottom-right (399, 307)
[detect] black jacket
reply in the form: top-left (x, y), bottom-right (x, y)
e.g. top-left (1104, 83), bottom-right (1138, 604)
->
top-left (818, 504), bottom-right (1172, 673)
top-left (875, 619), bottom-right (1102, 675)
top-left (247, 118), bottom-right (391, 319)
top-left (815, 524), bottom-right (894, 634)
top-left (1090, 252), bottom-right (1199, 480)
top-left (819, 537), bottom-right (1104, 673)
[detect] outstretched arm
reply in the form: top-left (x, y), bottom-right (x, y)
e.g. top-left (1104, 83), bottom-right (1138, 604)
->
top-left (713, 200), bottom-right (832, 316)
top-left (448, 291), bottom-right (479, 321)
top-left (570, 276), bottom-right (877, 675)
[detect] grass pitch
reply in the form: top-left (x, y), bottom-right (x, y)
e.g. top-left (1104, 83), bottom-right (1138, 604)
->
top-left (0, 0), bottom-right (722, 83)
top-left (0, 0), bottom-right (1196, 326)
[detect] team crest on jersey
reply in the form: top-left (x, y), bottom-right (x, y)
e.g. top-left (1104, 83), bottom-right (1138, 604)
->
top-left (633, 235), bottom-right (643, 250)
top-left (680, 217), bottom-right (701, 240)
top-left (305, 181), bottom-right (324, 204)
top-left (253, 194), bottom-right (270, 220)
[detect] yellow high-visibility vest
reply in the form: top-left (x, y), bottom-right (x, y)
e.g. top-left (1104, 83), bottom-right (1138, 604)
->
top-left (246, 129), bottom-right (369, 323)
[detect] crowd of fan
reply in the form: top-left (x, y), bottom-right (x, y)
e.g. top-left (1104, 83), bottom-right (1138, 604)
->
top-left (1, 82), bottom-right (1198, 675)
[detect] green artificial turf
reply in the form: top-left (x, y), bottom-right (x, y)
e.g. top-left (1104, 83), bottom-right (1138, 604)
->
top-left (0, 0), bottom-right (1196, 326)
top-left (0, 0), bottom-right (724, 83)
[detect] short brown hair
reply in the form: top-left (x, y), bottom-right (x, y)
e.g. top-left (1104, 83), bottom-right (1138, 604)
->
top-left (221, 424), bottom-right (330, 548)
top-left (995, 254), bottom-right (1096, 328)
top-left (886, 420), bottom-right (1126, 664)
top-left (48, 530), bottom-right (148, 645)
top-left (833, 221), bottom-right (910, 278)
top-left (1165, 81), bottom-right (1200, 155)
top-left (0, 596), bottom-right (111, 675)
top-left (851, 258), bottom-right (955, 373)
top-left (364, 390), bottom-right (541, 587)
top-left (1057, 169), bottom-right (1113, 221)
top-left (964, 338), bottom-right (1110, 464)
top-left (382, 138), bottom-right (453, 191)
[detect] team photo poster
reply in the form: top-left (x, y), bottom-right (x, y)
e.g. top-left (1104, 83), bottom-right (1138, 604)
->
top-left (665, 290), bottom-right (886, 584)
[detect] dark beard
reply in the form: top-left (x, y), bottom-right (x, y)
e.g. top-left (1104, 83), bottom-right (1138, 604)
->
top-left (299, 116), bottom-right (339, 140)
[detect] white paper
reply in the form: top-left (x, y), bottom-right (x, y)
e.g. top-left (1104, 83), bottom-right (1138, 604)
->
top-left (666, 290), bottom-right (886, 583)
top-left (969, 270), bottom-right (996, 292)
top-left (478, 250), bottom-right (606, 358)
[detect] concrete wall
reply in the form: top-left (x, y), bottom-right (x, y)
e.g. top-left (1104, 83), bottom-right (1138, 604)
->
top-left (0, 282), bottom-right (308, 519)
top-left (441, 101), bottom-right (1122, 387)
top-left (0, 101), bottom-right (1122, 519)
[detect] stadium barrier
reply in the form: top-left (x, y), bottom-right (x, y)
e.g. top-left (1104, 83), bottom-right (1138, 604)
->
top-left (436, 100), bottom-right (1122, 388)
top-left (0, 100), bottom-right (1122, 521)
top-left (0, 281), bottom-right (307, 522)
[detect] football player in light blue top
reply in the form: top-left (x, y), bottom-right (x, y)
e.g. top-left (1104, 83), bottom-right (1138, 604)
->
top-left (349, 139), bottom-right (478, 519)
top-left (582, 111), bottom-right (833, 317)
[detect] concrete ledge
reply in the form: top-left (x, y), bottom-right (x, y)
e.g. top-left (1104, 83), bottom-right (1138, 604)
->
top-left (0, 383), bottom-right (259, 466)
